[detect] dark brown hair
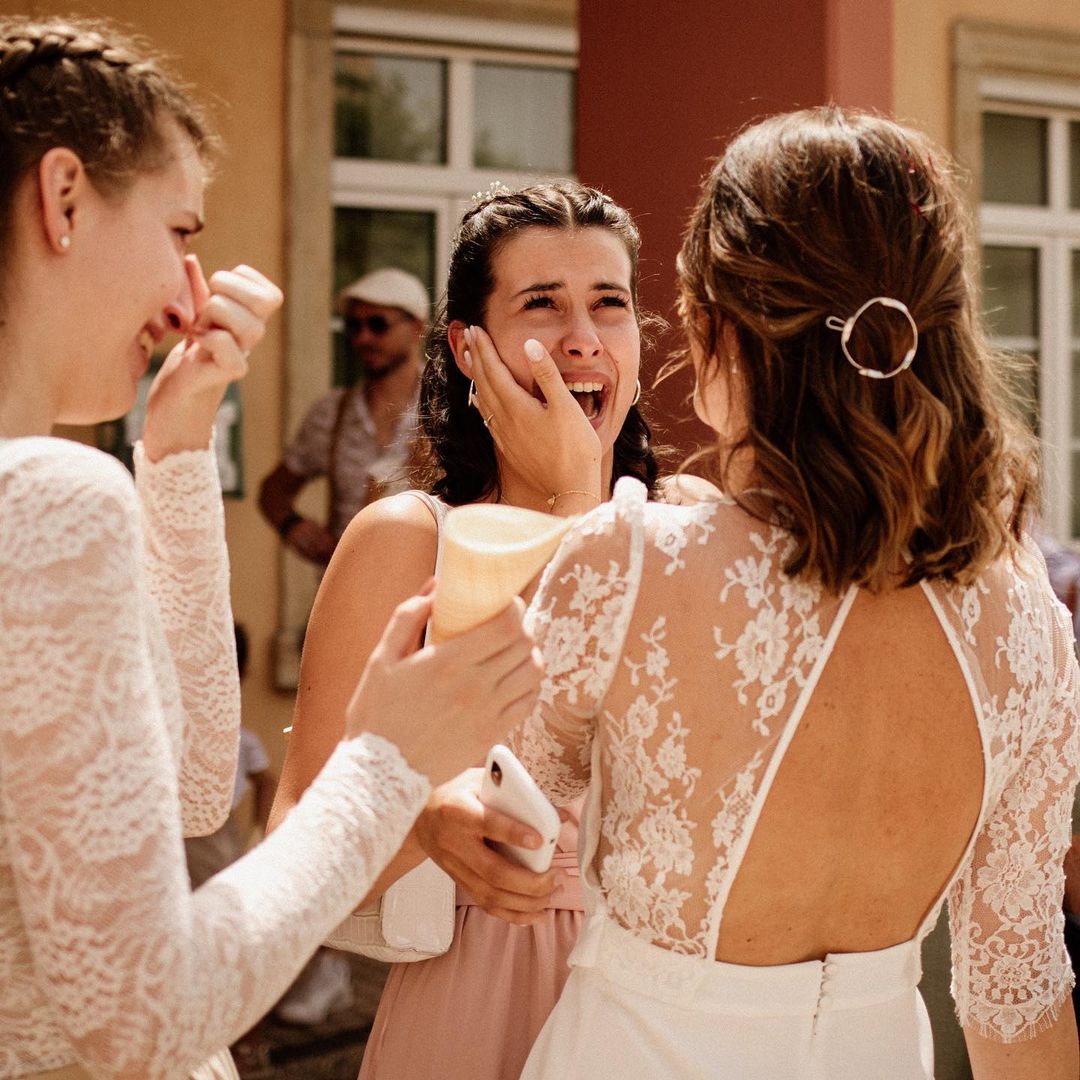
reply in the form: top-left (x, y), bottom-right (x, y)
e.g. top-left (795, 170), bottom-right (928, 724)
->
top-left (677, 106), bottom-right (1037, 591)
top-left (0, 18), bottom-right (212, 288)
top-left (414, 181), bottom-right (660, 505)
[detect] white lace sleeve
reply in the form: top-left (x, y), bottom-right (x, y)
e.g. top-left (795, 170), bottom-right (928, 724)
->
top-left (511, 478), bottom-right (646, 803)
top-left (0, 445), bottom-right (430, 1078)
top-left (134, 442), bottom-right (239, 837)
top-left (948, 613), bottom-right (1080, 1042)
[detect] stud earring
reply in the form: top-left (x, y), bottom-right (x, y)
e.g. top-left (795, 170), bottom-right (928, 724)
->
top-left (58, 235), bottom-right (71, 250)
top-left (631, 379), bottom-right (641, 406)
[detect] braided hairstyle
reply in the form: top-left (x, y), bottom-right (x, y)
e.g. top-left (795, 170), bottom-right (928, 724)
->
top-left (0, 17), bottom-right (212, 289)
top-left (415, 181), bottom-right (661, 506)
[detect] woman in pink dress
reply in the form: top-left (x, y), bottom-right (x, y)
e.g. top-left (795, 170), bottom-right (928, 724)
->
top-left (269, 181), bottom-right (660, 1079)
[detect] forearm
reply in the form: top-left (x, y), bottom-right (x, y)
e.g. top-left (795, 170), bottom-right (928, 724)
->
top-left (135, 441), bottom-right (239, 834)
top-left (965, 1003), bottom-right (1079, 1079)
top-left (258, 462), bottom-right (305, 532)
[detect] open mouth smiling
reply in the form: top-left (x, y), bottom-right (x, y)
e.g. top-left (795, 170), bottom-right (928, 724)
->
top-left (566, 379), bottom-right (606, 420)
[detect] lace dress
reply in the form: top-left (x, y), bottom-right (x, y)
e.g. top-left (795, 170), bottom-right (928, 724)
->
top-left (513, 478), bottom-right (1080, 1080)
top-left (0, 438), bottom-right (429, 1080)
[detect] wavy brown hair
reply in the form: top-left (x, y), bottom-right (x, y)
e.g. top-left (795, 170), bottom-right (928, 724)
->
top-left (0, 17), bottom-right (213, 297)
top-left (676, 106), bottom-right (1037, 591)
top-left (414, 181), bottom-right (660, 505)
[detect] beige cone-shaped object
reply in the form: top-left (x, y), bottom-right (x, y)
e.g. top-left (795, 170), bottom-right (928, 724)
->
top-left (431, 504), bottom-right (577, 641)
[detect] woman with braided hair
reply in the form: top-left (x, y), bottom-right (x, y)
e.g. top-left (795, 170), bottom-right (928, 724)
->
top-left (269, 180), bottom-right (666, 1080)
top-left (0, 17), bottom-right (542, 1080)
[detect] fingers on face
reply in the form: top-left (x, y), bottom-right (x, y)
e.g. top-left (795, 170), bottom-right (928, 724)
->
top-left (195, 294), bottom-right (266, 352)
top-left (189, 328), bottom-right (249, 378)
top-left (185, 254), bottom-right (211, 312)
top-left (209, 267), bottom-right (284, 320)
top-left (468, 325), bottom-right (531, 411)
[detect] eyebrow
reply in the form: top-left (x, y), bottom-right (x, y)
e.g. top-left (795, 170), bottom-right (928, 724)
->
top-left (512, 280), bottom-right (631, 298)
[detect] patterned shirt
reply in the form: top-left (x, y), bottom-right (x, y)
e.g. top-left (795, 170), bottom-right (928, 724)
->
top-left (282, 385), bottom-right (420, 538)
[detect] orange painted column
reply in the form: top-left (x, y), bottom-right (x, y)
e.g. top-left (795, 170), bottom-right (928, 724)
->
top-left (577, 0), bottom-right (894, 458)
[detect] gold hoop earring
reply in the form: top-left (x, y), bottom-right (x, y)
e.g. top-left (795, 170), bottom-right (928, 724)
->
top-left (631, 379), bottom-right (641, 407)
top-left (467, 380), bottom-right (478, 409)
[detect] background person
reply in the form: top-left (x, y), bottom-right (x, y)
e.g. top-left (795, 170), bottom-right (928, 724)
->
top-left (258, 267), bottom-right (428, 565)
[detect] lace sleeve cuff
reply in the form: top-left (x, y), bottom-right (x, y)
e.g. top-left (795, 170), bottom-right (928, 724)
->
top-left (133, 439), bottom-right (223, 541)
top-left (337, 731), bottom-right (432, 826)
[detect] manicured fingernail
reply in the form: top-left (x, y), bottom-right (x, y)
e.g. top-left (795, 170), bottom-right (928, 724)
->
top-left (524, 339), bottom-right (545, 362)
top-left (464, 348), bottom-right (472, 366)
top-left (464, 326), bottom-right (473, 344)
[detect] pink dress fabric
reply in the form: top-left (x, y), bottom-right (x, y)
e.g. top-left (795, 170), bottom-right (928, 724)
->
top-left (357, 808), bottom-right (584, 1080)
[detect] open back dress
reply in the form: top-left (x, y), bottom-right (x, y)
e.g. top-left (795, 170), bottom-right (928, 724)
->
top-left (513, 478), bottom-right (1080, 1080)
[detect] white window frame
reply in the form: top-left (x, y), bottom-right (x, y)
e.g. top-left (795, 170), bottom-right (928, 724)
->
top-left (979, 80), bottom-right (1080, 538)
top-left (332, 5), bottom-right (578, 300)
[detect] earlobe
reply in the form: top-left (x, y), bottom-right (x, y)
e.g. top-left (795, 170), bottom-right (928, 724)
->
top-left (448, 320), bottom-right (473, 377)
top-left (37, 147), bottom-right (86, 254)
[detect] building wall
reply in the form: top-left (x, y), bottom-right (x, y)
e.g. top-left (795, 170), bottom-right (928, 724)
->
top-left (576, 0), bottom-right (893, 458)
top-left (894, 0), bottom-right (1080, 146)
top-left (4, 0), bottom-right (294, 764)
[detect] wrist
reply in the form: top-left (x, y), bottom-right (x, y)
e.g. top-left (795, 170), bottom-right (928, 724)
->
top-left (277, 511), bottom-right (304, 539)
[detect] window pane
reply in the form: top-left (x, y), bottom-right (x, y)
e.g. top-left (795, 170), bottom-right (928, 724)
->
top-left (983, 245), bottom-right (1039, 338)
top-left (335, 52), bottom-right (446, 163)
top-left (1071, 122), bottom-right (1080, 210)
top-left (473, 64), bottom-right (575, 173)
top-left (333, 207), bottom-right (436, 385)
top-left (1004, 349), bottom-right (1039, 435)
top-left (982, 112), bottom-right (1048, 205)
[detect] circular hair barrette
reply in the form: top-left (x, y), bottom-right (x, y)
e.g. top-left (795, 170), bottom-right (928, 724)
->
top-left (825, 296), bottom-right (918, 380)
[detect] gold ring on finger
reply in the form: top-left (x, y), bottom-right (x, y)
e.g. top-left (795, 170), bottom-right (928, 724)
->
top-left (483, 412), bottom-right (495, 429)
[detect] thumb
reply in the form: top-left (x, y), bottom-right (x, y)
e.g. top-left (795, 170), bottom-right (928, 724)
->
top-left (524, 339), bottom-right (573, 409)
top-left (376, 591), bottom-right (434, 661)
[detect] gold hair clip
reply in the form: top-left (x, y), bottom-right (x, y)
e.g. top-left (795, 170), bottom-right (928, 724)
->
top-left (825, 296), bottom-right (918, 380)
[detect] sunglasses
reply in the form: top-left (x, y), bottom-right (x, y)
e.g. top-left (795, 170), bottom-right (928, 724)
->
top-left (344, 313), bottom-right (407, 336)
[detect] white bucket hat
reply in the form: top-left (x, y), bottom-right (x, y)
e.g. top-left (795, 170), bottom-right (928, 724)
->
top-left (336, 267), bottom-right (430, 324)
top-left (431, 504), bottom-right (576, 642)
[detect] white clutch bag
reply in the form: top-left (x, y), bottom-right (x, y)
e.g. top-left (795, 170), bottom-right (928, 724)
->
top-left (325, 858), bottom-right (456, 963)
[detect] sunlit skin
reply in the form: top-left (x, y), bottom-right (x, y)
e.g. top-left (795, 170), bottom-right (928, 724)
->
top-left (46, 127), bottom-right (204, 427)
top-left (0, 119), bottom-right (284, 467)
top-left (449, 226), bottom-right (641, 502)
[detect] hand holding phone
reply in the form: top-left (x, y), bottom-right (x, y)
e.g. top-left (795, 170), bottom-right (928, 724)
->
top-left (479, 745), bottom-right (561, 873)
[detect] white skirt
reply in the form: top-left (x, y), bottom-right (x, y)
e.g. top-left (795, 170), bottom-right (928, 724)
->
top-left (520, 915), bottom-right (935, 1080)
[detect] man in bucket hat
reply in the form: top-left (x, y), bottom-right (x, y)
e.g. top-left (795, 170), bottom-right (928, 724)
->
top-left (259, 268), bottom-right (429, 565)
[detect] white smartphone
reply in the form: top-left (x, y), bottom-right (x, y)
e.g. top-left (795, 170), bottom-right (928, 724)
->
top-left (479, 744), bottom-right (561, 874)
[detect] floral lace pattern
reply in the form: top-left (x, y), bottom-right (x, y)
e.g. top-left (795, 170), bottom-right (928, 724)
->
top-left (513, 477), bottom-right (1080, 1041)
top-left (0, 439), bottom-right (430, 1078)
